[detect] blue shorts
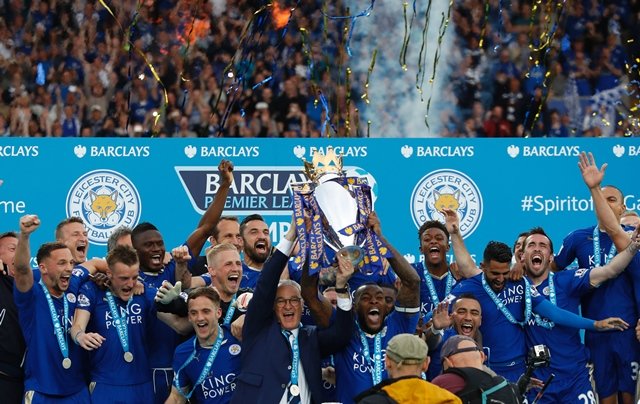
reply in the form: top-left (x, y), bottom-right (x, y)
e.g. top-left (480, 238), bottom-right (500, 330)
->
top-left (528, 366), bottom-right (595, 404)
top-left (24, 388), bottom-right (90, 404)
top-left (89, 381), bottom-right (153, 404)
top-left (585, 329), bottom-right (640, 397)
top-left (151, 368), bottom-right (173, 404)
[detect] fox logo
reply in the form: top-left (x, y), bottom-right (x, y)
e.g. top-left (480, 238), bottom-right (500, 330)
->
top-left (89, 191), bottom-right (118, 223)
top-left (433, 190), bottom-right (460, 211)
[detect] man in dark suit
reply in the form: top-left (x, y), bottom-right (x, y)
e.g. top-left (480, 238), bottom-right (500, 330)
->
top-left (232, 221), bottom-right (355, 404)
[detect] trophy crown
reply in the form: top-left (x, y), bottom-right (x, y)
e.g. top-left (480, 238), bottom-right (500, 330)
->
top-left (303, 146), bottom-right (344, 182)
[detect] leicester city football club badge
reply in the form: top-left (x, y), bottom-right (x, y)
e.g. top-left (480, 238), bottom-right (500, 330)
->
top-left (543, 286), bottom-right (550, 296)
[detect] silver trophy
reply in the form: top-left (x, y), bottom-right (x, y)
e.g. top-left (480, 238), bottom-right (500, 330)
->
top-left (290, 147), bottom-right (386, 282)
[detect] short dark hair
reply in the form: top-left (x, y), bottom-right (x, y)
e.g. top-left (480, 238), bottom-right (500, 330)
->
top-left (107, 226), bottom-right (132, 252)
top-left (0, 231), bottom-right (18, 240)
top-left (36, 242), bottom-right (69, 265)
top-left (482, 241), bottom-right (512, 265)
top-left (240, 214), bottom-right (266, 236)
top-left (354, 282), bottom-right (382, 305)
top-left (602, 184), bottom-right (624, 199)
top-left (106, 245), bottom-right (139, 268)
top-left (55, 217), bottom-right (84, 240)
top-left (188, 287), bottom-right (221, 307)
top-left (512, 232), bottom-right (529, 253)
top-left (453, 293), bottom-right (481, 309)
top-left (212, 216), bottom-right (239, 239)
top-left (526, 227), bottom-right (554, 253)
top-left (417, 220), bottom-right (449, 242)
top-left (131, 222), bottom-right (159, 243)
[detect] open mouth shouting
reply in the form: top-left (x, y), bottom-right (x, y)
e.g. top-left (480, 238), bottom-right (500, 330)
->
top-left (75, 242), bottom-right (87, 261)
top-left (458, 320), bottom-right (475, 336)
top-left (530, 253), bottom-right (544, 270)
top-left (254, 240), bottom-right (268, 255)
top-left (59, 274), bottom-right (71, 290)
top-left (428, 246), bottom-right (441, 260)
top-left (227, 273), bottom-right (240, 290)
top-left (150, 254), bottom-right (163, 267)
top-left (367, 307), bottom-right (381, 325)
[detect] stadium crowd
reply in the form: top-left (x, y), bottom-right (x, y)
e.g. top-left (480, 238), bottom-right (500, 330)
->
top-left (0, 0), bottom-right (638, 138)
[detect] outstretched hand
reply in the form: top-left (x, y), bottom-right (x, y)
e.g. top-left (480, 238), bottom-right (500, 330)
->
top-left (441, 208), bottom-right (460, 236)
top-left (626, 227), bottom-right (640, 254)
top-left (594, 317), bottom-right (628, 331)
top-left (155, 281), bottom-right (182, 304)
top-left (578, 151), bottom-right (607, 190)
top-left (432, 301), bottom-right (452, 331)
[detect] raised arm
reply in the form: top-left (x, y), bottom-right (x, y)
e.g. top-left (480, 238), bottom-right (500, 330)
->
top-left (368, 212), bottom-right (420, 308)
top-left (300, 259), bottom-right (334, 328)
top-left (171, 245), bottom-right (193, 289)
top-left (442, 208), bottom-right (481, 278)
top-left (578, 151), bottom-right (629, 251)
top-left (185, 159), bottom-right (233, 256)
top-left (14, 214), bottom-right (39, 292)
top-left (589, 227), bottom-right (640, 286)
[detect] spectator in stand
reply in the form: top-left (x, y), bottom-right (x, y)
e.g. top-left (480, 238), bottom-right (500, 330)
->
top-left (483, 106), bottom-right (512, 138)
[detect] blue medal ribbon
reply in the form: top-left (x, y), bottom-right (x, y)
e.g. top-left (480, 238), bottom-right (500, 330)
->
top-left (481, 276), bottom-right (531, 327)
top-left (593, 226), bottom-right (617, 267)
top-left (282, 329), bottom-right (300, 389)
top-left (222, 294), bottom-right (237, 326)
top-left (358, 324), bottom-right (383, 385)
top-left (39, 279), bottom-right (70, 365)
top-left (421, 264), bottom-right (454, 309)
top-left (105, 291), bottom-right (133, 357)
top-left (532, 272), bottom-right (555, 329)
top-left (175, 326), bottom-right (224, 399)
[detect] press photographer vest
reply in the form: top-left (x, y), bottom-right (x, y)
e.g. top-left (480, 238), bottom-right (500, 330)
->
top-left (444, 367), bottom-right (521, 404)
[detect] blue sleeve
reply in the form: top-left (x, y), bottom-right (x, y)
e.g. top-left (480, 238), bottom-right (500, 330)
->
top-left (554, 233), bottom-right (577, 270)
top-left (77, 282), bottom-right (96, 312)
top-left (200, 273), bottom-right (212, 286)
top-left (533, 299), bottom-right (596, 331)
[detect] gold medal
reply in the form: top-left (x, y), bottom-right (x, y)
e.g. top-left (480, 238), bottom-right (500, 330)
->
top-left (124, 352), bottom-right (134, 363)
top-left (62, 358), bottom-right (72, 369)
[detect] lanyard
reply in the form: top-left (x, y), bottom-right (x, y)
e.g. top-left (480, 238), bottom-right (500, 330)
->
top-left (593, 227), bottom-right (617, 267)
top-left (358, 325), bottom-right (383, 385)
top-left (282, 329), bottom-right (300, 388)
top-left (532, 272), bottom-right (555, 329)
top-left (105, 291), bottom-right (133, 356)
top-left (481, 276), bottom-right (531, 327)
top-left (421, 264), bottom-right (454, 308)
top-left (223, 294), bottom-right (237, 326)
top-left (175, 326), bottom-right (224, 399)
top-left (39, 279), bottom-right (70, 362)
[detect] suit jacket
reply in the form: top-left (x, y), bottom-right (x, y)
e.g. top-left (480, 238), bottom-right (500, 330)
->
top-left (232, 249), bottom-right (354, 404)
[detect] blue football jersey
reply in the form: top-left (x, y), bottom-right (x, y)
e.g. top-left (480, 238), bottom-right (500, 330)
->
top-left (172, 329), bottom-right (242, 403)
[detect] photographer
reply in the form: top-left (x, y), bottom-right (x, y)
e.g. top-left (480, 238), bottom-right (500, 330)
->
top-left (432, 335), bottom-right (522, 404)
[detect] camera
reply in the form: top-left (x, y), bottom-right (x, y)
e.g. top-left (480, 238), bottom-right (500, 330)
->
top-left (526, 344), bottom-right (551, 368)
top-left (517, 345), bottom-right (551, 396)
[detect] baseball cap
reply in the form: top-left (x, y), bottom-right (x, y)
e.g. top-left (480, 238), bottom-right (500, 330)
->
top-left (385, 333), bottom-right (428, 366)
top-left (440, 335), bottom-right (480, 358)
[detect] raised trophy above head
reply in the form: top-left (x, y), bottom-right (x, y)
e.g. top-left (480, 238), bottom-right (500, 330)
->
top-left (290, 146), bottom-right (389, 284)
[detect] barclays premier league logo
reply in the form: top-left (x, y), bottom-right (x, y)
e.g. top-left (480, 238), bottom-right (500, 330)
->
top-left (410, 169), bottom-right (483, 238)
top-left (66, 169), bottom-right (142, 245)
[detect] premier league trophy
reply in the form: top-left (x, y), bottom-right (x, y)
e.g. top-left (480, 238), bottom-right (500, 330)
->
top-left (289, 146), bottom-right (389, 284)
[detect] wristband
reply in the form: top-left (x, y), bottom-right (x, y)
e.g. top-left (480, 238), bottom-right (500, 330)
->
top-left (335, 286), bottom-right (349, 294)
top-left (73, 330), bottom-right (83, 345)
top-left (430, 324), bottom-right (444, 336)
